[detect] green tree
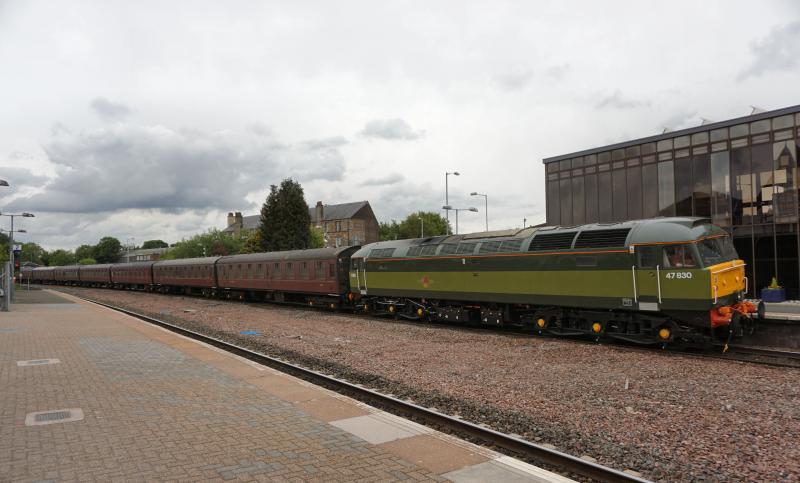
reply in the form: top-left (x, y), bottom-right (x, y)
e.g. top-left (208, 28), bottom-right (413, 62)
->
top-left (19, 242), bottom-right (48, 265)
top-left (398, 211), bottom-right (450, 239)
top-left (379, 212), bottom-right (450, 241)
top-left (48, 249), bottom-right (76, 266)
top-left (75, 244), bottom-right (94, 261)
top-left (78, 257), bottom-right (97, 265)
top-left (379, 220), bottom-right (401, 241)
top-left (240, 230), bottom-right (263, 254)
top-left (259, 178), bottom-right (312, 251)
top-left (160, 229), bottom-right (241, 259)
top-left (141, 239), bottom-right (169, 249)
top-left (309, 226), bottom-right (325, 248)
top-left (93, 236), bottom-right (122, 263)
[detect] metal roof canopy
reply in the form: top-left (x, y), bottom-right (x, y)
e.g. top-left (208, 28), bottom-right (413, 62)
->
top-left (543, 104), bottom-right (800, 164)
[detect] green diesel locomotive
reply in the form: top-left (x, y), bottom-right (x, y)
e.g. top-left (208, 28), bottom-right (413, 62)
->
top-left (349, 217), bottom-right (760, 345)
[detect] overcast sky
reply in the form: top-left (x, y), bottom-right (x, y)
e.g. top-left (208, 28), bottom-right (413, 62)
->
top-left (2, 1), bottom-right (799, 250)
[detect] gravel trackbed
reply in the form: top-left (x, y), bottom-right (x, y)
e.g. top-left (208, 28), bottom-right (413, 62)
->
top-left (57, 288), bottom-right (799, 482)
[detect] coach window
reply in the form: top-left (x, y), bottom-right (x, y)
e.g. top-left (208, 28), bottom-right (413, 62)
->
top-left (329, 263), bottom-right (336, 278)
top-left (286, 262), bottom-right (293, 279)
top-left (301, 262), bottom-right (308, 279)
top-left (662, 245), bottom-right (698, 268)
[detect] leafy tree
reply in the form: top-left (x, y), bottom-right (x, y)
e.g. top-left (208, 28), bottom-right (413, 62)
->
top-left (75, 244), bottom-right (94, 261)
top-left (78, 257), bottom-right (97, 265)
top-left (93, 236), bottom-right (122, 263)
top-left (160, 229), bottom-right (241, 260)
top-left (240, 230), bottom-right (263, 254)
top-left (379, 220), bottom-right (401, 241)
top-left (260, 178), bottom-right (312, 251)
top-left (398, 211), bottom-right (450, 239)
top-left (48, 249), bottom-right (76, 266)
top-left (379, 212), bottom-right (451, 241)
top-left (19, 242), bottom-right (47, 265)
top-left (310, 226), bottom-right (325, 248)
top-left (141, 239), bottom-right (169, 249)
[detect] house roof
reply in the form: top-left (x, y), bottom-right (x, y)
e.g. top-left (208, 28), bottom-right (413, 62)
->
top-left (309, 201), bottom-right (369, 223)
top-left (222, 201), bottom-right (371, 233)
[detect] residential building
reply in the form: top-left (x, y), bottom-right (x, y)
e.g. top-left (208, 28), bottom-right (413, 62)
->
top-left (222, 201), bottom-right (379, 248)
top-left (543, 104), bottom-right (800, 298)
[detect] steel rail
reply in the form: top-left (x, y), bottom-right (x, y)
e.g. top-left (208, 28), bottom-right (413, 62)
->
top-left (79, 295), bottom-right (650, 483)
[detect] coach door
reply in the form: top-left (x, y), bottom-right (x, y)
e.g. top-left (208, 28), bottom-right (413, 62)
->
top-left (634, 246), bottom-right (660, 311)
top-left (354, 258), bottom-right (368, 294)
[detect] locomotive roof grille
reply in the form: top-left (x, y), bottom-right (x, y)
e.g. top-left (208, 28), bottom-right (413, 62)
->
top-left (573, 228), bottom-right (631, 249)
top-left (529, 232), bottom-right (577, 251)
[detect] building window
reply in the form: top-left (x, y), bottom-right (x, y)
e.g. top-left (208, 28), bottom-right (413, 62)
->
top-left (642, 163), bottom-right (659, 218)
top-left (335, 221), bottom-right (342, 231)
top-left (773, 115), bottom-right (794, 130)
top-left (559, 178), bottom-right (572, 224)
top-left (731, 146), bottom-right (753, 225)
top-left (674, 157), bottom-right (693, 216)
top-left (693, 154), bottom-right (712, 217)
top-left (711, 151), bottom-right (731, 227)
top-left (547, 180), bottom-right (560, 225)
top-left (612, 167), bottom-right (627, 221)
top-left (572, 176), bottom-right (584, 224)
top-left (598, 172), bottom-right (612, 222)
top-left (710, 128), bottom-right (728, 142)
top-left (657, 161), bottom-right (676, 216)
top-left (773, 141), bottom-right (798, 223)
top-left (626, 165), bottom-right (642, 220)
top-left (584, 174), bottom-right (598, 223)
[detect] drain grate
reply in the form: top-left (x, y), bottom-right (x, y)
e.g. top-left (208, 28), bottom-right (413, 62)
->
top-left (25, 408), bottom-right (84, 426)
top-left (35, 410), bottom-right (72, 422)
top-left (17, 358), bottom-right (61, 367)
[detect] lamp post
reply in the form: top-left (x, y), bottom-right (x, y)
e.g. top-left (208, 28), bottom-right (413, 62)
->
top-left (414, 213), bottom-right (424, 238)
top-left (470, 192), bottom-right (488, 231)
top-left (444, 171), bottom-right (459, 235)
top-left (442, 206), bottom-right (478, 235)
top-left (0, 211), bottom-right (35, 311)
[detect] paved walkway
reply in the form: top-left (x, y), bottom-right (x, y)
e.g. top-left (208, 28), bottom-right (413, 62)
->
top-left (0, 290), bottom-right (572, 482)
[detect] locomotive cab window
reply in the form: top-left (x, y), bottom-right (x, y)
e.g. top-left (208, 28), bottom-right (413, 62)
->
top-left (662, 244), bottom-right (699, 268)
top-left (697, 236), bottom-right (737, 267)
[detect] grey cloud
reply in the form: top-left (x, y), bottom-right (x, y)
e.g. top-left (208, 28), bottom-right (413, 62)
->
top-left (360, 119), bottom-right (424, 141)
top-left (595, 90), bottom-right (650, 109)
top-left (359, 172), bottom-right (404, 186)
top-left (0, 164), bottom-right (49, 188)
top-left (658, 109), bottom-right (698, 132)
top-left (544, 63), bottom-right (570, 80)
top-left (90, 97), bottom-right (132, 121)
top-left (739, 20), bottom-right (800, 80)
top-left (495, 70), bottom-right (535, 91)
top-left (8, 122), bottom-right (346, 213)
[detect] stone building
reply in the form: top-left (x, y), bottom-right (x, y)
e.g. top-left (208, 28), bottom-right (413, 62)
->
top-left (222, 201), bottom-right (379, 248)
top-left (310, 201), bottom-right (379, 248)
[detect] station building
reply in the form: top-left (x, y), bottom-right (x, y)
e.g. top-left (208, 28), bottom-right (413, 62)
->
top-left (543, 105), bottom-right (800, 298)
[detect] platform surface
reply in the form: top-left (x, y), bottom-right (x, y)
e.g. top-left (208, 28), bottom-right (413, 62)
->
top-left (0, 290), bottom-right (572, 482)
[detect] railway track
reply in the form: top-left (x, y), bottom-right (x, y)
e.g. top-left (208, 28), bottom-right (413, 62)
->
top-left (709, 344), bottom-right (800, 368)
top-left (56, 283), bottom-right (800, 369)
top-left (77, 294), bottom-right (649, 483)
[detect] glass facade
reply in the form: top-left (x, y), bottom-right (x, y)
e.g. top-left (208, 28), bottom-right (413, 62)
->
top-left (544, 108), bottom-right (800, 298)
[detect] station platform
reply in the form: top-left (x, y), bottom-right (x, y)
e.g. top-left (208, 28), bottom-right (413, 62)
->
top-left (0, 290), bottom-right (572, 482)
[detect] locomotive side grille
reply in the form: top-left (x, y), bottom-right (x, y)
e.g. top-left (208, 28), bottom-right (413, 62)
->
top-left (529, 232), bottom-right (577, 251)
top-left (498, 239), bottom-right (523, 252)
top-left (370, 248), bottom-right (396, 258)
top-left (456, 242), bottom-right (477, 254)
top-left (573, 228), bottom-right (631, 249)
top-left (478, 241), bottom-right (502, 253)
top-left (439, 243), bottom-right (459, 255)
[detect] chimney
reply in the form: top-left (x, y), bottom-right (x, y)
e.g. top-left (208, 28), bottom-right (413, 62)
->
top-left (315, 201), bottom-right (324, 224)
top-left (227, 212), bottom-right (234, 226)
top-left (235, 212), bottom-right (243, 226)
